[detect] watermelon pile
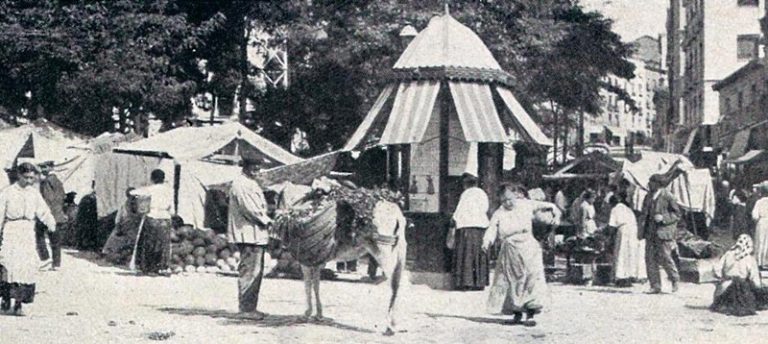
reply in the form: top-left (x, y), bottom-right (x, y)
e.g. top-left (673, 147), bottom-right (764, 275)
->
top-left (103, 224), bottom-right (241, 274)
top-left (169, 225), bottom-right (241, 274)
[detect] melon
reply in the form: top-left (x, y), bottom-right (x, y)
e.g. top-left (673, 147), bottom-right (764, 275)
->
top-left (206, 244), bottom-right (217, 254)
top-left (195, 256), bottom-right (206, 267)
top-left (193, 247), bottom-right (207, 257)
top-left (184, 265), bottom-right (196, 273)
top-left (226, 257), bottom-right (238, 267)
top-left (173, 266), bottom-right (184, 274)
top-left (218, 248), bottom-right (231, 260)
top-left (219, 265), bottom-right (232, 273)
top-left (192, 238), bottom-right (206, 247)
top-left (204, 253), bottom-right (217, 266)
top-left (184, 255), bottom-right (196, 266)
top-left (196, 266), bottom-right (206, 273)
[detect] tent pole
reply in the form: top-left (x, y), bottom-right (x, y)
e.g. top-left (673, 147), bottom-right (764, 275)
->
top-left (684, 172), bottom-right (698, 237)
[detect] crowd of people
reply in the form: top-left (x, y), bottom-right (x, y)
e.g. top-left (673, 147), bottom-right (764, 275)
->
top-left (5, 156), bottom-right (768, 323)
top-left (447, 171), bottom-right (768, 323)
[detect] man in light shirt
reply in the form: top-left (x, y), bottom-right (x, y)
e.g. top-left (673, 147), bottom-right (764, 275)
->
top-left (448, 172), bottom-right (490, 290)
top-left (228, 158), bottom-right (272, 319)
top-left (131, 169), bottom-right (174, 276)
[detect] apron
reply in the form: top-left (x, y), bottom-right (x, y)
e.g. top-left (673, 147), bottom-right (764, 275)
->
top-left (0, 220), bottom-right (40, 283)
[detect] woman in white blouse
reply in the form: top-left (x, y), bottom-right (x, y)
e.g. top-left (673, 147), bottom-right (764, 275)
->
top-left (482, 184), bottom-right (558, 327)
top-left (0, 163), bottom-right (57, 315)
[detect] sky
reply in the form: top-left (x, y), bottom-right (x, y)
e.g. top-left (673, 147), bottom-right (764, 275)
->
top-left (580, 0), bottom-right (669, 42)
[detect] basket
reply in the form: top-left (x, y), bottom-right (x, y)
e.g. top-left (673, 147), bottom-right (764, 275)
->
top-left (135, 195), bottom-right (152, 215)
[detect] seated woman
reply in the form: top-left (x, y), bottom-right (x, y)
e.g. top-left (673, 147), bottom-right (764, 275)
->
top-left (711, 234), bottom-right (768, 316)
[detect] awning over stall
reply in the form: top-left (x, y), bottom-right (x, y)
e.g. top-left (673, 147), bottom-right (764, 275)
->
top-left (727, 149), bottom-right (765, 164)
top-left (448, 82), bottom-right (506, 142)
top-left (379, 80), bottom-right (441, 145)
top-left (343, 85), bottom-right (395, 151)
top-left (728, 128), bottom-right (751, 159)
top-left (496, 87), bottom-right (552, 146)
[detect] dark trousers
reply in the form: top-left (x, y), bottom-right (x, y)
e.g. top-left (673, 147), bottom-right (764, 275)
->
top-left (35, 222), bottom-right (62, 268)
top-left (137, 218), bottom-right (171, 274)
top-left (336, 260), bottom-right (358, 272)
top-left (645, 236), bottom-right (680, 290)
top-left (237, 244), bottom-right (266, 313)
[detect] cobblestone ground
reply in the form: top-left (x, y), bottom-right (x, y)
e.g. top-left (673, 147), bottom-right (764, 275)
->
top-left (0, 249), bottom-right (765, 344)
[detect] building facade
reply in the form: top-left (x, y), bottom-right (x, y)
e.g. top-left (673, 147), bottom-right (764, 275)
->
top-left (586, 36), bottom-right (666, 150)
top-left (673, 0), bottom-right (764, 162)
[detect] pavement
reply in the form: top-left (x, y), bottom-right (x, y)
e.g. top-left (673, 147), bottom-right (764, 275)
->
top-left (0, 249), bottom-right (766, 343)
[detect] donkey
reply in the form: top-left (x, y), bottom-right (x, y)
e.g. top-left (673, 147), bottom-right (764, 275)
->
top-left (276, 183), bottom-right (408, 336)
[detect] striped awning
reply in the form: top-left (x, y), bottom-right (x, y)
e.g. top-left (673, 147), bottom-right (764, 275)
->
top-left (495, 86), bottom-right (552, 146)
top-left (379, 80), bottom-right (441, 145)
top-left (342, 85), bottom-right (395, 151)
top-left (448, 82), bottom-right (506, 142)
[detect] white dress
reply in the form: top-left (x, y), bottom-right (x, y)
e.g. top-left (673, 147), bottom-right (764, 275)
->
top-left (752, 197), bottom-right (768, 266)
top-left (609, 203), bottom-right (647, 280)
top-left (0, 183), bottom-right (57, 283)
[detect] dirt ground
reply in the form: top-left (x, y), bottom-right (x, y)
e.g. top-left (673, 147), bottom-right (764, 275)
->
top-left (0, 249), bottom-right (765, 344)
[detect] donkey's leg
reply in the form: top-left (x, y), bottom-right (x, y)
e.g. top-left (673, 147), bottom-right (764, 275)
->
top-left (371, 244), bottom-right (405, 336)
top-left (312, 267), bottom-right (324, 320)
top-left (301, 265), bottom-right (313, 318)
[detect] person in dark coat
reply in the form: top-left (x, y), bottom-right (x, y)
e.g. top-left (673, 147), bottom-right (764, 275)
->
top-left (639, 174), bottom-right (681, 294)
top-left (35, 161), bottom-right (68, 271)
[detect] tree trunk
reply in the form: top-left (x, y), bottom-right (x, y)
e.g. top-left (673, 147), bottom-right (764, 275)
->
top-left (551, 100), bottom-right (558, 169)
top-left (563, 112), bottom-right (569, 165)
top-left (239, 17), bottom-right (251, 120)
top-left (576, 111), bottom-right (585, 157)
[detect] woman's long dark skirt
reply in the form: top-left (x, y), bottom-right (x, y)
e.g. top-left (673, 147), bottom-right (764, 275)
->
top-left (452, 227), bottom-right (489, 290)
top-left (711, 278), bottom-right (768, 316)
top-left (137, 218), bottom-right (171, 274)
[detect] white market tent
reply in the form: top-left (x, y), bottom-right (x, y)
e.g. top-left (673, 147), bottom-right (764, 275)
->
top-left (0, 120), bottom-right (86, 190)
top-left (619, 151), bottom-right (715, 223)
top-left (61, 132), bottom-right (141, 203)
top-left (95, 122), bottom-right (302, 229)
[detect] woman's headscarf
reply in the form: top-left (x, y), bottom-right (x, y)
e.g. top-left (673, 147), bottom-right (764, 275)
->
top-left (732, 234), bottom-right (754, 261)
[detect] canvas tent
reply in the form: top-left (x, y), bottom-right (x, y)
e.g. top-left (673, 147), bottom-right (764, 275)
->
top-left (619, 151), bottom-right (715, 223)
top-left (96, 122), bottom-right (302, 229)
top-left (0, 120), bottom-right (86, 189)
top-left (543, 152), bottom-right (621, 180)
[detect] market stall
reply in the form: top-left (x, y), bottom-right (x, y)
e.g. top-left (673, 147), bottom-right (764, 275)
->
top-left (342, 13), bottom-right (552, 288)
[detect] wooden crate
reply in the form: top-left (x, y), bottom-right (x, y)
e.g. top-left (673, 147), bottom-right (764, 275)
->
top-left (678, 257), bottom-right (718, 284)
top-left (566, 264), bottom-right (593, 285)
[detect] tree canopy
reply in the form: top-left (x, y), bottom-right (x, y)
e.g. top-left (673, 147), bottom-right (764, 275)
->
top-left (0, 0), bottom-right (637, 155)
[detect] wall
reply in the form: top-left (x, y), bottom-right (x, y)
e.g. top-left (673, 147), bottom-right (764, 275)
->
top-left (682, 0), bottom-right (763, 125)
top-left (716, 63), bottom-right (767, 141)
top-left (409, 100), bottom-right (441, 213)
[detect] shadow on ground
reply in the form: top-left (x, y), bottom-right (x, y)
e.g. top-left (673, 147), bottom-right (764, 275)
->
top-left (157, 307), bottom-right (375, 334)
top-left (572, 287), bottom-right (634, 294)
top-left (64, 250), bottom-right (129, 270)
top-left (423, 313), bottom-right (522, 326)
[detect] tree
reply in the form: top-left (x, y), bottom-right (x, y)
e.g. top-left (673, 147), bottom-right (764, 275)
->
top-left (526, 6), bottom-right (636, 159)
top-left (0, 0), bottom-right (221, 135)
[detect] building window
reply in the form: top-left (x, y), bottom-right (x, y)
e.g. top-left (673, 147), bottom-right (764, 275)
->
top-left (737, 0), bottom-right (759, 6)
top-left (738, 91), bottom-right (744, 109)
top-left (737, 35), bottom-right (760, 60)
top-left (752, 84), bottom-right (758, 102)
